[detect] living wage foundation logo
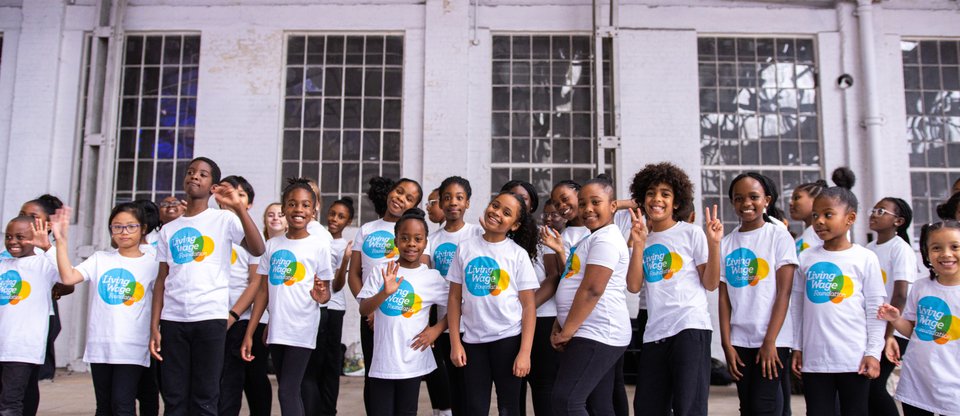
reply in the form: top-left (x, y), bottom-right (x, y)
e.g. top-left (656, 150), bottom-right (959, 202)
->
top-left (796, 239), bottom-right (810, 255)
top-left (805, 262), bottom-right (853, 304)
top-left (269, 250), bottom-right (307, 286)
top-left (98, 269), bottom-right (145, 306)
top-left (914, 296), bottom-right (960, 345)
top-left (464, 256), bottom-right (510, 296)
top-left (363, 230), bottom-right (398, 260)
top-left (380, 279), bottom-right (422, 318)
top-left (433, 243), bottom-right (457, 277)
top-left (643, 244), bottom-right (683, 282)
top-left (724, 248), bottom-right (769, 288)
top-left (170, 227), bottom-right (215, 264)
top-left (562, 246), bottom-right (580, 279)
top-left (0, 270), bottom-right (30, 305)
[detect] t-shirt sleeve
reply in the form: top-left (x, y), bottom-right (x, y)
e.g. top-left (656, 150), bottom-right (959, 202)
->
top-left (224, 212), bottom-right (245, 245)
top-left (73, 252), bottom-right (99, 282)
top-left (156, 229), bottom-right (170, 263)
top-left (315, 244), bottom-right (333, 281)
top-left (256, 244), bottom-right (271, 276)
top-left (719, 238), bottom-right (729, 283)
top-left (357, 263), bottom-right (383, 300)
top-left (862, 253), bottom-right (888, 300)
top-left (891, 243), bottom-right (917, 283)
top-left (901, 282), bottom-right (920, 321)
top-left (352, 225), bottom-right (366, 250)
top-left (433, 273), bottom-right (449, 308)
top-left (514, 250), bottom-right (540, 291)
top-left (445, 247), bottom-right (464, 284)
top-left (691, 227), bottom-right (709, 266)
top-left (775, 228), bottom-right (800, 270)
top-left (585, 235), bottom-right (621, 272)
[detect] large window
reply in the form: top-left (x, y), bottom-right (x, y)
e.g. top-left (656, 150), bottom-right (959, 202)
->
top-left (114, 34), bottom-right (200, 203)
top-left (698, 37), bottom-right (822, 234)
top-left (281, 34), bottom-right (403, 224)
top-left (904, 39), bottom-right (960, 237)
top-left (490, 35), bottom-right (613, 204)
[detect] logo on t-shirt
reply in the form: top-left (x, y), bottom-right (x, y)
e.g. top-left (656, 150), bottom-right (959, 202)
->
top-left (379, 279), bottom-right (423, 318)
top-left (169, 227), bottom-right (215, 264)
top-left (0, 270), bottom-right (30, 306)
top-left (362, 231), bottom-right (398, 259)
top-left (881, 269), bottom-right (888, 285)
top-left (231, 249), bottom-right (238, 265)
top-left (805, 262), bottom-right (853, 304)
top-left (98, 268), bottom-right (145, 306)
top-left (562, 247), bottom-right (581, 279)
top-left (915, 296), bottom-right (960, 345)
top-left (643, 244), bottom-right (683, 283)
top-left (796, 239), bottom-right (810, 255)
top-left (269, 250), bottom-right (307, 286)
top-left (433, 242), bottom-right (457, 277)
top-left (724, 248), bottom-right (770, 288)
top-left (464, 256), bottom-right (510, 297)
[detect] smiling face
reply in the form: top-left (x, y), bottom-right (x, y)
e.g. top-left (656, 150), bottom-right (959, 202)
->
top-left (578, 183), bottom-right (616, 231)
top-left (111, 211), bottom-right (144, 250)
top-left (395, 218), bottom-right (428, 264)
top-left (4, 220), bottom-right (35, 258)
top-left (183, 159), bottom-right (215, 199)
top-left (264, 203), bottom-right (286, 235)
top-left (327, 203), bottom-right (351, 235)
top-left (731, 177), bottom-right (770, 230)
top-left (482, 194), bottom-right (522, 235)
top-left (441, 183), bottom-right (471, 223)
top-left (283, 188), bottom-right (316, 231)
top-left (811, 196), bottom-right (855, 242)
top-left (927, 227), bottom-right (960, 278)
top-left (643, 182), bottom-right (676, 225)
top-left (551, 186), bottom-right (579, 222)
top-left (159, 196), bottom-right (184, 224)
top-left (386, 181), bottom-right (421, 219)
top-left (789, 190), bottom-right (814, 222)
top-left (542, 200), bottom-right (565, 230)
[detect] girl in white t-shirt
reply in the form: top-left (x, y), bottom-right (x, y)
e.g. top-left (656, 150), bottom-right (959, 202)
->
top-left (789, 179), bottom-right (826, 255)
top-left (358, 208), bottom-right (449, 416)
top-left (52, 202), bottom-right (159, 415)
top-left (878, 220), bottom-right (960, 416)
top-left (551, 177), bottom-right (632, 414)
top-left (447, 191), bottom-right (540, 416)
top-left (241, 179), bottom-right (332, 416)
top-left (789, 171), bottom-right (887, 416)
top-left (865, 197), bottom-right (916, 416)
top-left (625, 162), bottom-right (723, 416)
top-left (718, 173), bottom-right (799, 416)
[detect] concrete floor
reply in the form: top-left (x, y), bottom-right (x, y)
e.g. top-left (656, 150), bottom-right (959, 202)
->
top-left (37, 369), bottom-right (810, 415)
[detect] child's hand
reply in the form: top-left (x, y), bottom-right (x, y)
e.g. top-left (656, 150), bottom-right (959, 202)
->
top-left (450, 343), bottom-right (467, 367)
top-left (381, 262), bottom-right (402, 295)
top-left (540, 226), bottom-right (563, 254)
top-left (884, 337), bottom-right (902, 366)
top-left (149, 330), bottom-right (163, 361)
top-left (411, 325), bottom-right (441, 351)
top-left (791, 350), bottom-right (803, 379)
top-left (550, 327), bottom-right (571, 351)
top-left (513, 352), bottom-right (531, 378)
top-left (723, 345), bottom-right (744, 381)
top-left (213, 183), bottom-right (244, 213)
top-left (628, 208), bottom-right (648, 248)
top-left (29, 217), bottom-right (52, 251)
top-left (240, 335), bottom-right (255, 362)
top-left (366, 313), bottom-right (375, 329)
top-left (50, 207), bottom-right (71, 243)
top-left (859, 356), bottom-right (880, 379)
top-left (342, 240), bottom-right (354, 262)
top-left (704, 204), bottom-right (724, 244)
top-left (310, 277), bottom-right (330, 304)
top-left (758, 340), bottom-right (783, 380)
top-left (877, 304), bottom-right (901, 322)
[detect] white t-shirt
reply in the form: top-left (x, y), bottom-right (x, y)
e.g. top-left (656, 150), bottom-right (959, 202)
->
top-left (358, 263), bottom-right (448, 379)
top-left (792, 245), bottom-right (887, 372)
top-left (325, 237), bottom-right (348, 311)
top-left (895, 277), bottom-right (960, 415)
top-left (257, 234), bottom-right (333, 349)
top-left (641, 221), bottom-right (712, 343)
top-left (866, 237), bottom-right (917, 339)
top-left (308, 220), bottom-right (334, 243)
top-left (156, 208), bottom-right (246, 322)
top-left (446, 236), bottom-right (539, 343)
top-left (0, 255), bottom-right (59, 364)
top-left (75, 250), bottom-right (158, 367)
top-left (613, 210), bottom-right (648, 310)
top-left (229, 244), bottom-right (266, 323)
top-left (556, 224), bottom-right (632, 347)
top-left (353, 219), bottom-right (400, 286)
top-left (427, 223), bottom-right (484, 322)
top-left (795, 225), bottom-right (823, 255)
top-left (541, 225), bottom-right (591, 317)
top-left (533, 248), bottom-right (554, 317)
top-left (720, 223), bottom-right (799, 348)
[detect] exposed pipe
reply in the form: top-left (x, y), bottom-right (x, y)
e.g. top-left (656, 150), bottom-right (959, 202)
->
top-left (855, 0), bottom-right (885, 206)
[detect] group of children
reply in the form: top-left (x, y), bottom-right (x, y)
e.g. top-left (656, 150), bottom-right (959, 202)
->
top-left (0, 156), bottom-right (957, 416)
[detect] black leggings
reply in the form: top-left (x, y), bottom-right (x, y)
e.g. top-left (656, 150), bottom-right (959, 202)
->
top-left (136, 358), bottom-right (160, 416)
top-left (552, 337), bottom-right (627, 416)
top-left (220, 321), bottom-right (271, 416)
top-left (0, 362), bottom-right (38, 416)
top-left (732, 346), bottom-right (792, 416)
top-left (462, 335), bottom-right (523, 416)
top-left (424, 306), bottom-right (451, 411)
top-left (269, 345), bottom-right (313, 416)
top-left (634, 329), bottom-right (712, 416)
top-left (360, 315), bottom-right (375, 414)
top-left (869, 337), bottom-right (909, 416)
top-left (801, 372), bottom-right (869, 416)
top-left (435, 333), bottom-right (466, 416)
top-left (303, 309), bottom-right (343, 416)
top-left (901, 403), bottom-right (935, 416)
top-left (365, 377), bottom-right (421, 416)
top-left (520, 316), bottom-right (558, 416)
top-left (90, 363), bottom-right (144, 416)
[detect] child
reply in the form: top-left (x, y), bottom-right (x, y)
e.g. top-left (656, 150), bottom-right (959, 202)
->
top-left (148, 157), bottom-right (265, 415)
top-left (878, 221), bottom-right (960, 416)
top-left (789, 170), bottom-right (886, 416)
top-left (447, 191), bottom-right (540, 416)
top-left (262, 202), bottom-right (287, 240)
top-left (51, 202), bottom-right (159, 415)
top-left (358, 208), bottom-right (449, 416)
top-left (865, 197), bottom-right (916, 416)
top-left (789, 179), bottom-right (827, 254)
top-left (550, 177), bottom-right (632, 415)
top-left (0, 216), bottom-right (60, 415)
top-left (718, 173), bottom-right (799, 416)
top-left (241, 178), bottom-right (332, 416)
top-left (427, 188), bottom-right (445, 226)
top-left (542, 199), bottom-right (566, 233)
top-left (625, 162), bottom-right (723, 416)
top-left (158, 196), bottom-right (186, 225)
top-left (935, 192), bottom-right (960, 222)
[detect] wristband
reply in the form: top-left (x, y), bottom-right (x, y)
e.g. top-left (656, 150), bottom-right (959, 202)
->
top-left (229, 310), bottom-right (240, 321)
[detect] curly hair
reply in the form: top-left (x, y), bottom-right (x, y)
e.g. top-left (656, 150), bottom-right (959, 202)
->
top-left (629, 162), bottom-right (694, 222)
top-left (497, 192), bottom-right (539, 260)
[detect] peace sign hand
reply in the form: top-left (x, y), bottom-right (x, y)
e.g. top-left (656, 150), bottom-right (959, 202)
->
top-left (704, 204), bottom-right (724, 243)
top-left (628, 208), bottom-right (648, 248)
top-left (381, 261), bottom-right (403, 295)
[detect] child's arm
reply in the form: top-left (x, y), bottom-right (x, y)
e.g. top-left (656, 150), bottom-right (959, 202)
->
top-left (718, 283), bottom-right (743, 381)
top-left (214, 185), bottom-right (266, 256)
top-left (615, 199), bottom-right (638, 210)
top-left (150, 263), bottom-right (169, 361)
top-left (241, 276), bottom-right (269, 362)
top-left (358, 262), bottom-right (401, 316)
top-left (347, 251), bottom-right (364, 297)
top-left (760, 263), bottom-right (796, 380)
top-left (877, 304), bottom-right (915, 339)
top-left (884, 281), bottom-right (909, 339)
top-left (625, 208), bottom-right (647, 293)
top-left (332, 243), bottom-right (352, 292)
top-left (49, 208), bottom-right (84, 286)
top-left (790, 267), bottom-right (805, 378)
top-left (412, 310), bottom-right (448, 352)
top-left (514, 289), bottom-right (536, 378)
top-left (447, 282), bottom-right (466, 367)
top-left (551, 264), bottom-right (613, 349)
top-left (699, 205), bottom-right (723, 291)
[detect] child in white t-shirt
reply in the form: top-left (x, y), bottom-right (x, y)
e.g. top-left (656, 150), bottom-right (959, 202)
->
top-left (718, 173), bottom-right (799, 415)
top-left (52, 202), bottom-right (160, 415)
top-left (447, 191), bottom-right (540, 416)
top-left (789, 171), bottom-right (887, 416)
top-left (865, 197), bottom-right (917, 416)
top-left (242, 179), bottom-right (332, 416)
top-left (625, 162), bottom-right (723, 416)
top-left (878, 220), bottom-right (960, 416)
top-left (358, 208), bottom-right (448, 416)
top-left (789, 179), bottom-right (827, 255)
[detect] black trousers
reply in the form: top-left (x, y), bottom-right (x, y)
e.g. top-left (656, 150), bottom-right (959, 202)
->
top-left (901, 403), bottom-right (935, 416)
top-left (159, 319), bottom-right (227, 416)
top-left (365, 377), bottom-right (421, 416)
top-left (801, 372), bottom-right (869, 416)
top-left (0, 362), bottom-right (38, 416)
top-left (360, 315), bottom-right (375, 414)
top-left (270, 344), bottom-right (312, 416)
top-left (462, 335), bottom-right (523, 416)
top-left (90, 363), bottom-right (144, 416)
top-left (303, 308), bottom-right (344, 416)
top-left (136, 358), bottom-right (160, 416)
top-left (634, 329), bottom-right (712, 416)
top-left (868, 337), bottom-right (909, 416)
top-left (424, 305), bottom-right (451, 411)
top-left (435, 333), bottom-right (466, 416)
top-left (552, 337), bottom-right (627, 416)
top-left (519, 316), bottom-right (558, 416)
top-left (732, 346), bottom-right (792, 416)
top-left (219, 320), bottom-right (271, 416)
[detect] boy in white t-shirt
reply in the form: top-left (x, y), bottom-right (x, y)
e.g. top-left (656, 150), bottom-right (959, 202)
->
top-left (148, 157), bottom-right (266, 415)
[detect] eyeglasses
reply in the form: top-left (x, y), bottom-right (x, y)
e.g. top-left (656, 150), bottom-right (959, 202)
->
top-left (425, 199), bottom-right (439, 208)
top-left (159, 201), bottom-right (180, 208)
top-left (870, 208), bottom-right (898, 218)
top-left (110, 224), bottom-right (142, 234)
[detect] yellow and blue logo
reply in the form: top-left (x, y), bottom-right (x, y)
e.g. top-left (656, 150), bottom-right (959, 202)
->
top-left (643, 244), bottom-right (683, 283)
top-left (464, 256), bottom-right (510, 296)
top-left (98, 268), bottom-right (145, 306)
top-left (268, 249), bottom-right (307, 286)
top-left (805, 262), bottom-right (853, 304)
top-left (562, 247), bottom-right (581, 279)
top-left (0, 270), bottom-right (30, 306)
top-left (362, 230), bottom-right (398, 260)
top-left (724, 248), bottom-right (769, 288)
top-left (170, 227), bottom-right (214, 264)
top-left (380, 279), bottom-right (423, 318)
top-left (432, 242), bottom-right (458, 277)
top-left (915, 296), bottom-right (960, 345)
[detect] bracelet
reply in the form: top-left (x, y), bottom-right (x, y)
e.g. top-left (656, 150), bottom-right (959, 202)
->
top-left (229, 310), bottom-right (240, 320)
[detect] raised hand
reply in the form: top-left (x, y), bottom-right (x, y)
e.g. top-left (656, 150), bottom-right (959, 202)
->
top-left (704, 204), bottom-right (724, 243)
top-left (50, 207), bottom-right (72, 243)
top-left (343, 240), bottom-right (354, 261)
top-left (628, 207), bottom-right (648, 248)
top-left (381, 261), bottom-right (402, 295)
top-left (877, 304), bottom-right (902, 322)
top-left (213, 183), bottom-right (243, 213)
top-left (29, 216), bottom-right (51, 251)
top-left (539, 226), bottom-right (563, 254)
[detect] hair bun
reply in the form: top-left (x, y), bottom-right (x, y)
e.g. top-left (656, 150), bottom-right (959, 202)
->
top-left (401, 207), bottom-right (426, 219)
top-left (286, 177), bottom-right (312, 186)
top-left (831, 167), bottom-right (856, 190)
top-left (339, 196), bottom-right (355, 207)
